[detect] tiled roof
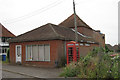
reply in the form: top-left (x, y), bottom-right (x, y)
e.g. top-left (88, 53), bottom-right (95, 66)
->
top-left (0, 23), bottom-right (15, 37)
top-left (106, 44), bottom-right (113, 50)
top-left (59, 14), bottom-right (92, 29)
top-left (9, 23), bottom-right (97, 43)
top-left (106, 44), bottom-right (119, 51)
top-left (113, 45), bottom-right (118, 51)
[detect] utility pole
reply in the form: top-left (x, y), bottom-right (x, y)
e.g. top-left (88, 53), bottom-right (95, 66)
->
top-left (73, 0), bottom-right (78, 42)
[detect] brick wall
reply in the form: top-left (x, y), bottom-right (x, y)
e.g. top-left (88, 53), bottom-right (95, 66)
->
top-left (65, 41), bottom-right (99, 57)
top-left (76, 27), bottom-right (105, 47)
top-left (9, 40), bottom-right (64, 68)
top-left (9, 40), bottom-right (99, 67)
top-left (79, 43), bottom-right (99, 57)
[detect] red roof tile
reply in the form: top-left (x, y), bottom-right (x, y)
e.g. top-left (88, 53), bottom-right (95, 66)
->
top-left (59, 14), bottom-right (92, 30)
top-left (9, 23), bottom-right (97, 43)
top-left (0, 23), bottom-right (15, 37)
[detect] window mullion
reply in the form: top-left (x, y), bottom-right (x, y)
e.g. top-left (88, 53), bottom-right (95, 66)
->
top-left (38, 45), bottom-right (39, 61)
top-left (43, 45), bottom-right (45, 61)
top-left (26, 46), bottom-right (27, 61)
top-left (31, 45), bottom-right (32, 61)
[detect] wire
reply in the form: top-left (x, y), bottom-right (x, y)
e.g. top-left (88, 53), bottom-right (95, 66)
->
top-left (2, 0), bottom-right (65, 24)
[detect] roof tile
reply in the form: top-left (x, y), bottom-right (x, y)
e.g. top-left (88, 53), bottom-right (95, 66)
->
top-left (59, 14), bottom-right (92, 29)
top-left (0, 23), bottom-right (15, 37)
top-left (9, 23), bottom-right (97, 43)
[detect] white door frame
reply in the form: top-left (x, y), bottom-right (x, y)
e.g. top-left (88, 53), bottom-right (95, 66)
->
top-left (16, 45), bottom-right (22, 63)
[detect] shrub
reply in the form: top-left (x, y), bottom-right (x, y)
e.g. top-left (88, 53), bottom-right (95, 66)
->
top-left (58, 56), bottom-right (67, 67)
top-left (60, 47), bottom-right (119, 78)
top-left (59, 62), bottom-right (80, 77)
top-left (7, 49), bottom-right (10, 62)
top-left (105, 44), bottom-right (113, 53)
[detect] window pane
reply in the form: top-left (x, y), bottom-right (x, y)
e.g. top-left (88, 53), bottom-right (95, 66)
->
top-left (38, 45), bottom-right (44, 61)
top-left (26, 44), bottom-right (50, 61)
top-left (68, 47), bottom-right (73, 63)
top-left (44, 45), bottom-right (50, 61)
top-left (17, 46), bottom-right (20, 57)
top-left (27, 46), bottom-right (31, 61)
top-left (80, 43), bottom-right (84, 46)
top-left (85, 44), bottom-right (90, 46)
top-left (32, 45), bottom-right (38, 61)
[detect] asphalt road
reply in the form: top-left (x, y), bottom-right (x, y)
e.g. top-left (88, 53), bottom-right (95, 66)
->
top-left (2, 64), bottom-right (62, 78)
top-left (2, 70), bottom-right (33, 78)
top-left (1, 65), bottom-right (79, 80)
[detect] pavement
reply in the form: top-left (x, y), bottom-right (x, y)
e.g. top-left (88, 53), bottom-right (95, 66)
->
top-left (2, 64), bottom-right (63, 78)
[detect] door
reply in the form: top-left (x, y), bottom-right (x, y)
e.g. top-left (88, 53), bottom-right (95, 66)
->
top-left (66, 41), bottom-right (80, 64)
top-left (68, 47), bottom-right (73, 64)
top-left (16, 45), bottom-right (22, 63)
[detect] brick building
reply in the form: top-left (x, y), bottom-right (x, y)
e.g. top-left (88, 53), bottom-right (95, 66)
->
top-left (0, 23), bottom-right (15, 55)
top-left (59, 14), bottom-right (105, 47)
top-left (9, 14), bottom-right (105, 67)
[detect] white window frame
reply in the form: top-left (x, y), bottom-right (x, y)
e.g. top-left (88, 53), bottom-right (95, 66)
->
top-left (44, 44), bottom-right (50, 61)
top-left (38, 44), bottom-right (45, 61)
top-left (85, 43), bottom-right (90, 46)
top-left (80, 43), bottom-right (84, 46)
top-left (26, 44), bottom-right (50, 62)
top-left (26, 45), bottom-right (32, 61)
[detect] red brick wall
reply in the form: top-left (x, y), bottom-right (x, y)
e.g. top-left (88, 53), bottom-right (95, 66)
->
top-left (56, 41), bottom-right (65, 62)
top-left (79, 43), bottom-right (99, 57)
top-left (9, 40), bottom-right (64, 68)
top-left (9, 43), bottom-right (16, 63)
top-left (76, 27), bottom-right (105, 47)
top-left (9, 40), bottom-right (99, 67)
top-left (93, 31), bottom-right (105, 47)
top-left (65, 41), bottom-right (99, 57)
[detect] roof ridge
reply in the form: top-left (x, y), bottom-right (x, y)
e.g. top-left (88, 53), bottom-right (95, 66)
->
top-left (77, 16), bottom-right (93, 30)
top-left (49, 24), bottom-right (65, 39)
top-left (59, 14), bottom-right (93, 29)
top-left (58, 14), bottom-right (73, 25)
top-left (15, 23), bottom-right (50, 38)
top-left (49, 24), bottom-right (60, 37)
top-left (9, 23), bottom-right (97, 43)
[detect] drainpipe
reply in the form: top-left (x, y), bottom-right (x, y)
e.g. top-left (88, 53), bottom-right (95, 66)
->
top-left (64, 41), bottom-right (66, 57)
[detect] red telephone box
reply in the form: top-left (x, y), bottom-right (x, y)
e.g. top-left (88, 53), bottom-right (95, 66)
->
top-left (66, 41), bottom-right (80, 64)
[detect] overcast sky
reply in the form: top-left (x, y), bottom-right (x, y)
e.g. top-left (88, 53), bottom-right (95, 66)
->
top-left (0, 0), bottom-right (119, 46)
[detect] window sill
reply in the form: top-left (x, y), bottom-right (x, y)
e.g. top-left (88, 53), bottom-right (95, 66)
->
top-left (25, 60), bottom-right (51, 62)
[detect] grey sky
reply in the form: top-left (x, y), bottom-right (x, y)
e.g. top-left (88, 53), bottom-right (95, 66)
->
top-left (0, 0), bottom-right (119, 46)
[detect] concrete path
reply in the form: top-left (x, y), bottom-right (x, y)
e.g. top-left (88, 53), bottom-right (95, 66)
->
top-left (2, 64), bottom-right (63, 78)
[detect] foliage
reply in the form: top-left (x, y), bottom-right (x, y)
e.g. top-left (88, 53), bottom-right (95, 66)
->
top-left (105, 44), bottom-right (113, 53)
top-left (60, 47), bottom-right (119, 78)
top-left (118, 44), bottom-right (120, 52)
top-left (59, 62), bottom-right (80, 77)
top-left (58, 56), bottom-right (67, 68)
top-left (7, 48), bottom-right (10, 62)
